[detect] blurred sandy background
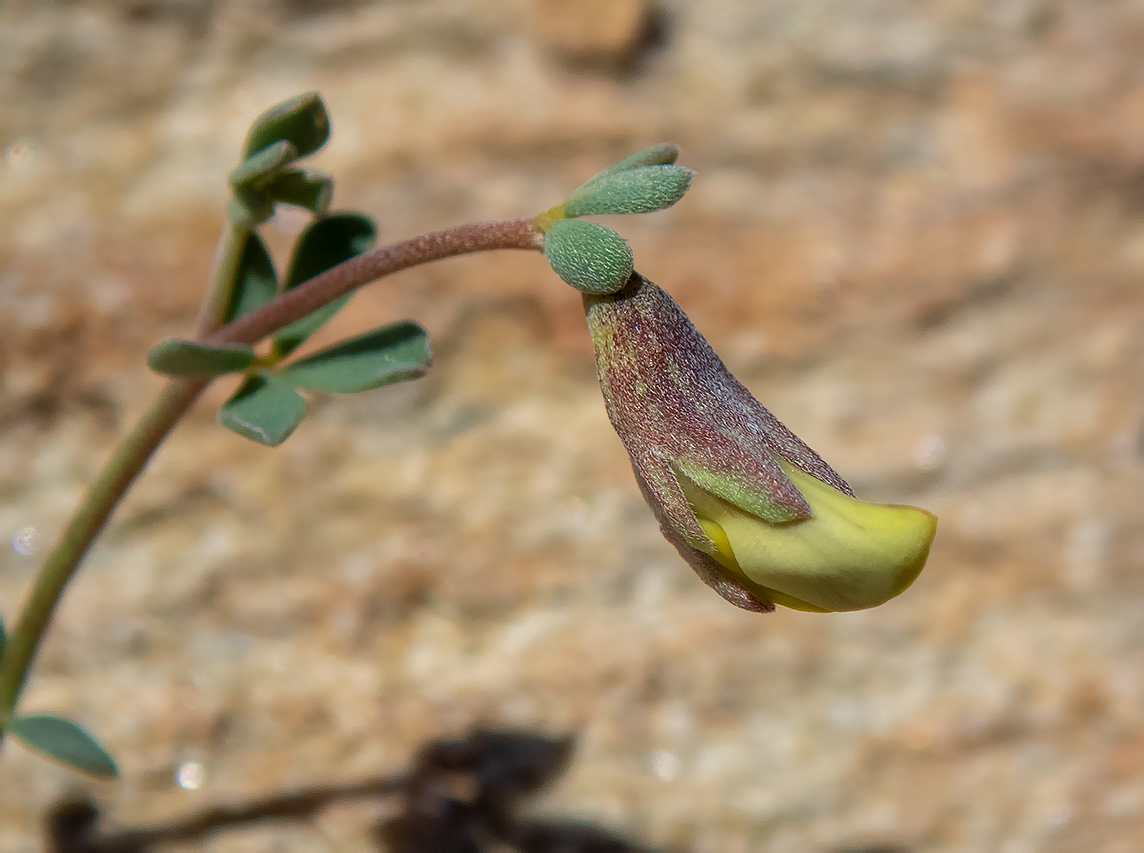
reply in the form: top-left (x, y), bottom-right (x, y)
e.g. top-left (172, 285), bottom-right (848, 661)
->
top-left (2, 1), bottom-right (1144, 850)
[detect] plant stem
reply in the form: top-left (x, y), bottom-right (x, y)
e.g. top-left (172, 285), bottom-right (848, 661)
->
top-left (208, 218), bottom-right (543, 347)
top-left (0, 378), bottom-right (208, 719)
top-left (0, 217), bottom-right (542, 725)
top-left (195, 220), bottom-right (249, 338)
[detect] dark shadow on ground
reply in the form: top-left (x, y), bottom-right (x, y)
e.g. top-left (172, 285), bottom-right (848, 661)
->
top-left (45, 729), bottom-right (655, 852)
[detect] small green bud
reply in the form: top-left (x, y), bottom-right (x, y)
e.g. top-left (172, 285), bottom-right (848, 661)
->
top-left (242, 92), bottom-right (331, 160)
top-left (544, 219), bottom-right (634, 295)
top-left (564, 165), bottom-right (694, 218)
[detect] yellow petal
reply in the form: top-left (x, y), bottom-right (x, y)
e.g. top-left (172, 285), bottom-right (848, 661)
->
top-left (681, 461), bottom-right (937, 612)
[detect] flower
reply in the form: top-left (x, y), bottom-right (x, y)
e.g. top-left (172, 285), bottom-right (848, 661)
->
top-left (583, 273), bottom-right (937, 613)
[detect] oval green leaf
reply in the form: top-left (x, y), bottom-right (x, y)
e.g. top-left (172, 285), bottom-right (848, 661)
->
top-left (242, 92), bottom-right (331, 160)
top-left (219, 374), bottom-right (308, 447)
top-left (274, 213), bottom-right (378, 358)
top-left (229, 140), bottom-right (298, 193)
top-left (9, 715), bottom-right (118, 778)
top-left (544, 219), bottom-right (634, 295)
top-left (267, 169), bottom-right (335, 216)
top-left (223, 232), bottom-right (278, 324)
top-left (564, 165), bottom-right (694, 218)
top-left (147, 339), bottom-right (258, 378)
top-left (568, 143), bottom-right (680, 199)
top-left (279, 322), bottom-right (431, 394)
top-left (585, 143), bottom-right (679, 182)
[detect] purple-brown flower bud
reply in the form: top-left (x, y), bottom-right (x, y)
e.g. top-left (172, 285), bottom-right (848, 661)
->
top-left (584, 274), bottom-right (937, 613)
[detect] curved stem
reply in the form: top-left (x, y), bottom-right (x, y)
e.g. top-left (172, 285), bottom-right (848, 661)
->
top-left (208, 218), bottom-right (543, 347)
top-left (0, 379), bottom-right (208, 718)
top-left (195, 220), bottom-right (249, 339)
top-left (0, 217), bottom-right (543, 725)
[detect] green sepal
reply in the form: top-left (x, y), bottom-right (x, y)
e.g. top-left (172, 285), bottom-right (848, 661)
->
top-left (229, 140), bottom-right (298, 193)
top-left (543, 219), bottom-right (634, 295)
top-left (242, 92), bottom-right (331, 161)
top-left (274, 213), bottom-right (378, 358)
top-left (8, 715), bottom-right (119, 779)
top-left (147, 339), bottom-right (258, 378)
top-left (586, 144), bottom-right (680, 183)
top-left (222, 232), bottom-right (278, 325)
top-left (266, 169), bottom-right (334, 215)
top-left (564, 165), bottom-right (694, 218)
top-left (278, 322), bottom-right (431, 394)
top-left (219, 374), bottom-right (308, 447)
top-left (673, 457), bottom-right (809, 525)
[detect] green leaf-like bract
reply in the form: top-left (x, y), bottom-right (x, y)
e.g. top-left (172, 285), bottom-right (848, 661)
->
top-left (229, 140), bottom-right (298, 193)
top-left (279, 322), bottom-right (432, 393)
top-left (219, 374), bottom-right (308, 446)
top-left (147, 340), bottom-right (258, 378)
top-left (266, 169), bottom-right (335, 215)
top-left (544, 219), bottom-right (634, 295)
top-left (9, 715), bottom-right (118, 778)
top-left (242, 92), bottom-right (331, 161)
top-left (587, 143), bottom-right (680, 182)
top-left (564, 165), bottom-right (694, 218)
top-left (223, 232), bottom-right (278, 324)
top-left (564, 143), bottom-right (680, 206)
top-left (274, 213), bottom-right (378, 358)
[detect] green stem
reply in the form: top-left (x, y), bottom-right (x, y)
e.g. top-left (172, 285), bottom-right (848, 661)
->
top-left (0, 379), bottom-right (208, 718)
top-left (0, 217), bottom-right (542, 725)
top-left (208, 218), bottom-right (543, 347)
top-left (195, 220), bottom-right (249, 338)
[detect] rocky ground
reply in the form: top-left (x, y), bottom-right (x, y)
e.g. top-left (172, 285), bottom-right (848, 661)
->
top-left (2, 1), bottom-right (1143, 850)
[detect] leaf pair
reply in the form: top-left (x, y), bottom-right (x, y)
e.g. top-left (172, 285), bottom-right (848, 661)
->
top-left (541, 144), bottom-right (693, 296)
top-left (228, 93), bottom-right (335, 228)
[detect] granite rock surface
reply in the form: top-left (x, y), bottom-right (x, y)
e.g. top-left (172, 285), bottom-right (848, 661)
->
top-left (2, 1), bottom-right (1143, 850)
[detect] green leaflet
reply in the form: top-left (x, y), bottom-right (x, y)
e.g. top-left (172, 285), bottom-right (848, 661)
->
top-left (279, 322), bottom-right (431, 394)
top-left (147, 340), bottom-right (257, 378)
top-left (219, 374), bottom-right (308, 447)
top-left (8, 715), bottom-right (118, 779)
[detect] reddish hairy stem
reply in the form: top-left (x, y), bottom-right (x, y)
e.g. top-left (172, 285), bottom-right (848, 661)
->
top-left (208, 219), bottom-right (543, 347)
